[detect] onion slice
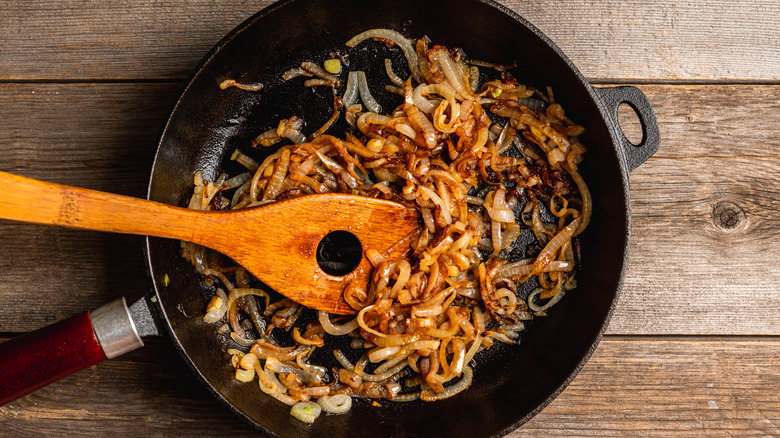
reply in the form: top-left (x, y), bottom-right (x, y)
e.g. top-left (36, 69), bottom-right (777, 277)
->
top-left (346, 28), bottom-right (422, 83)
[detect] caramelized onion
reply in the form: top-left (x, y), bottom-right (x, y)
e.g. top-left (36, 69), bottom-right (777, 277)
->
top-left (188, 32), bottom-right (592, 422)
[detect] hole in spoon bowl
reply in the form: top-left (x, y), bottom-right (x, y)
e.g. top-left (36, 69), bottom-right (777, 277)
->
top-left (316, 230), bottom-right (362, 276)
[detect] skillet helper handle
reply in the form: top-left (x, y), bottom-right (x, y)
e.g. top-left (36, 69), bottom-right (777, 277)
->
top-left (0, 298), bottom-right (143, 406)
top-left (596, 86), bottom-right (660, 172)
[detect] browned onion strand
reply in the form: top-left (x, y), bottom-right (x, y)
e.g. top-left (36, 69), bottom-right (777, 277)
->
top-left (185, 32), bottom-right (591, 423)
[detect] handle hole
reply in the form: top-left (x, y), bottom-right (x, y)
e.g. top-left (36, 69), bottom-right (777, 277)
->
top-left (316, 230), bottom-right (362, 276)
top-left (617, 102), bottom-right (645, 146)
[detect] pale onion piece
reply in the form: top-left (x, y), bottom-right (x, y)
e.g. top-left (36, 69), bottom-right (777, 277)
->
top-left (431, 50), bottom-right (472, 99)
top-left (346, 28), bottom-right (422, 83)
top-left (230, 331), bottom-right (256, 347)
top-left (421, 208), bottom-right (435, 233)
top-left (548, 147), bottom-right (566, 167)
top-left (528, 287), bottom-right (566, 313)
top-left (239, 352), bottom-right (260, 371)
top-left (406, 340), bottom-right (440, 351)
top-left (356, 71), bottom-right (381, 113)
top-left (357, 302), bottom-right (392, 338)
top-left (357, 112), bottom-right (392, 134)
top-left (372, 349), bottom-right (412, 374)
top-left (368, 345), bottom-right (402, 363)
top-left (219, 79), bottom-right (263, 91)
top-left (298, 386), bottom-right (329, 398)
top-left (252, 127), bottom-right (282, 148)
top-left (372, 333), bottom-right (420, 348)
top-left (343, 71), bottom-right (360, 107)
top-left (258, 370), bottom-right (298, 406)
top-left (361, 359), bottom-right (408, 382)
top-left (365, 248), bottom-right (384, 266)
top-left (420, 366), bottom-right (473, 401)
top-left (419, 186), bottom-right (452, 224)
top-left (498, 260), bottom-right (574, 278)
top-left (217, 323), bottom-right (231, 334)
top-left (318, 311), bottom-right (360, 336)
top-left (566, 166), bottom-right (592, 236)
top-left (465, 195), bottom-right (484, 205)
top-left (291, 402), bottom-right (322, 423)
top-left (450, 339), bottom-right (467, 375)
top-left (332, 349), bottom-right (355, 370)
top-left (487, 330), bottom-right (516, 344)
top-left (384, 58), bottom-right (405, 87)
top-left (490, 219), bottom-right (502, 255)
top-left (292, 327), bottom-right (324, 347)
top-left (486, 207), bottom-right (515, 223)
top-left (394, 122), bottom-right (417, 140)
top-left (366, 138), bottom-right (384, 153)
top-left (412, 84), bottom-right (438, 113)
top-left (534, 216), bottom-right (582, 269)
top-left (282, 67), bottom-right (312, 80)
top-left (389, 390), bottom-right (421, 403)
top-left (390, 260), bottom-right (411, 295)
top-left (517, 97), bottom-right (547, 112)
top-left (225, 288), bottom-right (271, 317)
top-left (280, 127), bottom-right (306, 144)
top-left (264, 357), bottom-right (322, 386)
top-left (468, 66), bottom-right (479, 92)
top-left (296, 353), bottom-right (328, 378)
top-left (203, 288), bottom-right (228, 323)
top-left (462, 335), bottom-right (484, 367)
top-left (317, 394), bottom-right (352, 414)
top-left (223, 172), bottom-right (252, 190)
top-left (235, 367), bottom-right (255, 382)
top-left (262, 148), bottom-right (291, 201)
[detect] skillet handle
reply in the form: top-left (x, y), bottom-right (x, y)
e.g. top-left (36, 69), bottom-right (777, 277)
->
top-left (596, 86), bottom-right (660, 172)
top-left (0, 297), bottom-right (144, 405)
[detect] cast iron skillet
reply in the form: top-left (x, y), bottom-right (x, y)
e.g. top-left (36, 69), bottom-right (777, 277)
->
top-left (143, 0), bottom-right (659, 436)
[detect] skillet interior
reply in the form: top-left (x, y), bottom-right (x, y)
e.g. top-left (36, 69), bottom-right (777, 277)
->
top-left (146, 0), bottom-right (630, 436)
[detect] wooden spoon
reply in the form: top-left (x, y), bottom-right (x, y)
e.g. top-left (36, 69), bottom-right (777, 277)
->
top-left (0, 171), bottom-right (421, 315)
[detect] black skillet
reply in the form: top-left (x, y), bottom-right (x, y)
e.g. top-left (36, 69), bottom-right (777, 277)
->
top-left (0, 0), bottom-right (659, 436)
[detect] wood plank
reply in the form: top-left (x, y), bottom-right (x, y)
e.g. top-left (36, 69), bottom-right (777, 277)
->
top-left (0, 1), bottom-right (778, 81)
top-left (516, 337), bottom-right (780, 437)
top-left (612, 156), bottom-right (780, 335)
top-left (514, 0), bottom-right (780, 83)
top-left (0, 0), bottom-right (269, 81)
top-left (1, 83), bottom-right (779, 334)
top-left (0, 337), bottom-right (777, 437)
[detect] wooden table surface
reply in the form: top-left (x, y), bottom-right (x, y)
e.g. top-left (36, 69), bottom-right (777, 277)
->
top-left (1, 1), bottom-right (778, 436)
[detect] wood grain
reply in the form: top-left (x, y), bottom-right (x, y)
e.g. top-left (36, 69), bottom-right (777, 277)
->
top-left (1, 336), bottom-right (776, 437)
top-left (1, 1), bottom-right (778, 81)
top-left (614, 156), bottom-right (780, 335)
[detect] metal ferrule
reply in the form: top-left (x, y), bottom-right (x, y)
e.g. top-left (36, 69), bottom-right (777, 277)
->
top-left (90, 297), bottom-right (144, 359)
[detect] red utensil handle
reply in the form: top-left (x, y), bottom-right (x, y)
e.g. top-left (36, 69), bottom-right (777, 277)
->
top-left (0, 312), bottom-right (106, 405)
top-left (0, 298), bottom-right (144, 405)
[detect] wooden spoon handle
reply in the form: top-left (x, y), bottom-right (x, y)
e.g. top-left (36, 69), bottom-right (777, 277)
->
top-left (0, 171), bottom-right (209, 242)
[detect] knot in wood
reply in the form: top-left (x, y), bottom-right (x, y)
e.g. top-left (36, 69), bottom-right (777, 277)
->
top-left (712, 201), bottom-right (745, 230)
